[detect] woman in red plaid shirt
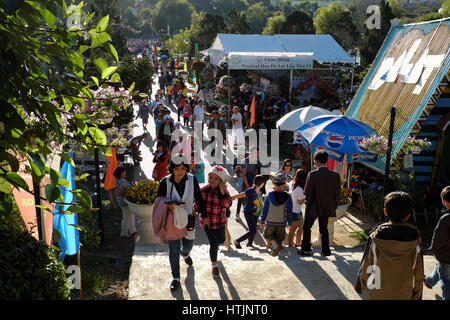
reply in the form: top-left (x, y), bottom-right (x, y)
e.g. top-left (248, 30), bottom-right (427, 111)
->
top-left (195, 165), bottom-right (233, 278)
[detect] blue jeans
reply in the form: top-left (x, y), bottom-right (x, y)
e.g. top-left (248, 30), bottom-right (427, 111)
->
top-left (168, 238), bottom-right (194, 279)
top-left (237, 212), bottom-right (258, 246)
top-left (204, 226), bottom-right (225, 263)
top-left (426, 261), bottom-right (450, 300)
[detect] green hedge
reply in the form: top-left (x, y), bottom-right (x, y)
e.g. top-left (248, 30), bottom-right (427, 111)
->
top-left (0, 224), bottom-right (70, 299)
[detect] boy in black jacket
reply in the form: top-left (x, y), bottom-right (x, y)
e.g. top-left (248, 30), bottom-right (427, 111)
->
top-left (424, 186), bottom-right (450, 300)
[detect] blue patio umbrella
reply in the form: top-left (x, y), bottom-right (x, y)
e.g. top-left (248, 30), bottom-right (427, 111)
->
top-left (293, 115), bottom-right (379, 163)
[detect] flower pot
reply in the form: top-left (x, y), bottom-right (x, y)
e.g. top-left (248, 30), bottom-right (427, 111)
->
top-left (115, 147), bottom-right (127, 154)
top-left (123, 199), bottom-right (162, 244)
top-left (313, 201), bottom-right (351, 246)
top-left (410, 146), bottom-right (422, 154)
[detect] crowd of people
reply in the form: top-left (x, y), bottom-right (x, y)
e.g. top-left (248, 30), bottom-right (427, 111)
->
top-left (110, 47), bottom-right (450, 300)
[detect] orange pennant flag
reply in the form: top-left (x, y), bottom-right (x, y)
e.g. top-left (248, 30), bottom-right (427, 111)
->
top-left (249, 95), bottom-right (256, 128)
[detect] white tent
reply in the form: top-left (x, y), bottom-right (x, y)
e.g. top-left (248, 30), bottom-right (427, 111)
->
top-left (206, 33), bottom-right (353, 66)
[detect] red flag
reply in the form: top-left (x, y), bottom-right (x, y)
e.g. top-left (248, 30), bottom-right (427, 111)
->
top-left (176, 57), bottom-right (179, 69)
top-left (249, 95), bottom-right (256, 128)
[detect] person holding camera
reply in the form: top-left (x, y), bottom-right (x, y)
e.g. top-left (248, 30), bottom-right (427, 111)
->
top-left (194, 165), bottom-right (232, 279)
top-left (156, 153), bottom-right (207, 292)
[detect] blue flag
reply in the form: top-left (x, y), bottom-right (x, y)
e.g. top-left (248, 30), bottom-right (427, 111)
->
top-left (53, 153), bottom-right (79, 262)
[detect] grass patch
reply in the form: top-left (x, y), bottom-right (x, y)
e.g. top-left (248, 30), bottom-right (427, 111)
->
top-left (350, 230), bottom-right (369, 245)
top-left (81, 271), bottom-right (114, 298)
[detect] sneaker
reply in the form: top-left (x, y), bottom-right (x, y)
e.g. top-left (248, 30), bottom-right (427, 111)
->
top-left (183, 256), bottom-right (193, 267)
top-left (298, 249), bottom-right (313, 256)
top-left (212, 265), bottom-right (220, 278)
top-left (423, 278), bottom-right (433, 289)
top-left (272, 246), bottom-right (282, 257)
top-left (170, 279), bottom-right (180, 291)
top-left (234, 240), bottom-right (242, 249)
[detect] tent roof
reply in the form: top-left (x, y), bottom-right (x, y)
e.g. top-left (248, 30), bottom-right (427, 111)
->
top-left (274, 34), bottom-right (353, 64)
top-left (212, 33), bottom-right (353, 64)
top-left (216, 33), bottom-right (286, 53)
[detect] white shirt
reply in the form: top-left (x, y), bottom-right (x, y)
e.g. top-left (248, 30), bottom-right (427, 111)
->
top-left (231, 112), bottom-right (243, 129)
top-left (193, 104), bottom-right (204, 122)
top-left (291, 186), bottom-right (305, 214)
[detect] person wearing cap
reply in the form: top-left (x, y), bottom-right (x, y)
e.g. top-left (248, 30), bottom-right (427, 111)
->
top-left (158, 115), bottom-right (174, 149)
top-left (156, 153), bottom-right (207, 291)
top-left (260, 173), bottom-right (294, 257)
top-left (194, 165), bottom-right (232, 278)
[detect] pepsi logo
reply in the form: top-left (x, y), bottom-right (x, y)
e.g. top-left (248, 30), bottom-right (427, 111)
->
top-left (326, 136), bottom-right (343, 149)
top-left (352, 153), bottom-right (359, 162)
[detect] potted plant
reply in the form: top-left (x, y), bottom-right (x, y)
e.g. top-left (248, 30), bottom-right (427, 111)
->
top-left (404, 136), bottom-right (432, 155)
top-left (314, 187), bottom-right (353, 246)
top-left (358, 135), bottom-right (391, 156)
top-left (124, 180), bottom-right (160, 243)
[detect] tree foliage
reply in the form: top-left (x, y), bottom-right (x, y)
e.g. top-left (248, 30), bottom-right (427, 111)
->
top-left (360, 0), bottom-right (394, 68)
top-left (151, 0), bottom-right (194, 34)
top-left (314, 2), bottom-right (358, 50)
top-left (190, 13), bottom-right (226, 51)
top-left (0, 1), bottom-right (126, 224)
top-left (280, 10), bottom-right (315, 34)
top-left (246, 2), bottom-right (271, 34)
top-left (225, 8), bottom-right (250, 34)
top-left (262, 12), bottom-right (286, 35)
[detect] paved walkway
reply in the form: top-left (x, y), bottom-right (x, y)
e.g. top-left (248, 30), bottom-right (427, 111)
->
top-left (127, 73), bottom-right (442, 300)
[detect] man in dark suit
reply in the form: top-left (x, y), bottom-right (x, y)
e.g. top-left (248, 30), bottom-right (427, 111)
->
top-left (298, 150), bottom-right (341, 257)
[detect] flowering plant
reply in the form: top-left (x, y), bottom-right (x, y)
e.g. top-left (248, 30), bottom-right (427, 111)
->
top-left (339, 187), bottom-right (352, 205)
top-left (404, 136), bottom-right (431, 153)
top-left (125, 180), bottom-right (159, 205)
top-left (358, 136), bottom-right (392, 156)
top-left (74, 87), bottom-right (133, 122)
top-left (110, 136), bottom-right (129, 149)
top-left (240, 83), bottom-right (252, 93)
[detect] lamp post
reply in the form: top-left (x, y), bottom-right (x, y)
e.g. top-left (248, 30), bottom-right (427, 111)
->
top-left (382, 106), bottom-right (396, 219)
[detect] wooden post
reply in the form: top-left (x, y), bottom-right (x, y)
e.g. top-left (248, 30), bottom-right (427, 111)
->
top-left (77, 250), bottom-right (82, 300)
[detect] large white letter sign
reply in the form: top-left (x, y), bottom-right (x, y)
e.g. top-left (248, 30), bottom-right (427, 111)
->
top-left (368, 38), bottom-right (445, 94)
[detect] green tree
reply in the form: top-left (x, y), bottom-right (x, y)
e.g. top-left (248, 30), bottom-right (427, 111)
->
top-left (360, 0), bottom-right (395, 68)
top-left (0, 1), bottom-right (125, 233)
top-left (211, 0), bottom-right (248, 15)
top-left (387, 0), bottom-right (404, 18)
top-left (441, 0), bottom-right (450, 17)
top-left (293, 0), bottom-right (319, 18)
top-left (246, 2), bottom-right (271, 34)
top-left (190, 13), bottom-right (226, 52)
top-left (152, 0), bottom-right (194, 34)
top-left (314, 2), bottom-right (358, 50)
top-left (262, 12), bottom-right (286, 35)
top-left (167, 28), bottom-right (192, 54)
top-left (280, 10), bottom-right (315, 34)
top-left (225, 8), bottom-right (250, 34)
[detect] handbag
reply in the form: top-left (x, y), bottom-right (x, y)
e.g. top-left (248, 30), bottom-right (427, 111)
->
top-left (170, 182), bottom-right (195, 232)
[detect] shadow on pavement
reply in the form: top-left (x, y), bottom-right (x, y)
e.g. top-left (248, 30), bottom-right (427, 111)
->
top-left (284, 257), bottom-right (349, 300)
top-left (184, 266), bottom-right (199, 300)
top-left (218, 261), bottom-right (241, 300)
